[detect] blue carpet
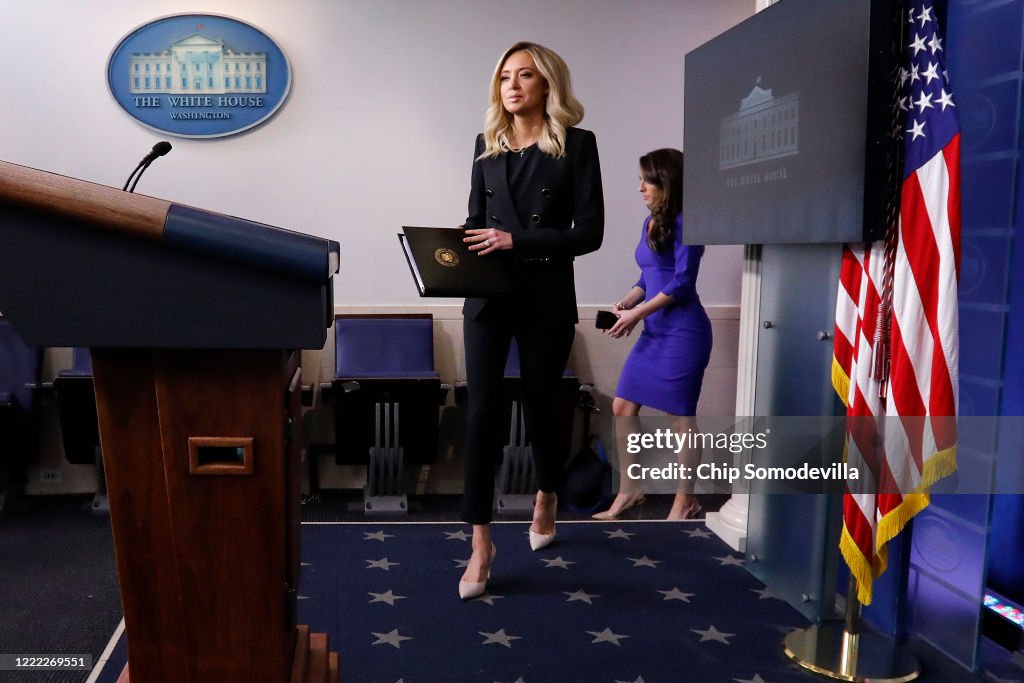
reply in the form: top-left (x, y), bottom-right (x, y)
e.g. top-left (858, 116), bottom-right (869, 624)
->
top-left (299, 521), bottom-right (814, 683)
top-left (92, 521), bottom-right (1001, 682)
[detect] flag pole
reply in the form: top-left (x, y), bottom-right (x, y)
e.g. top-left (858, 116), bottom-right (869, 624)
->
top-left (782, 575), bottom-right (920, 682)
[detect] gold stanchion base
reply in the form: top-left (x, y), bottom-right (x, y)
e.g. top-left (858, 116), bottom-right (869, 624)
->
top-left (784, 624), bottom-right (920, 682)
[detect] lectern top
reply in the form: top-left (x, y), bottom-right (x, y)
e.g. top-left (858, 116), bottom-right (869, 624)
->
top-left (0, 160), bottom-right (339, 282)
top-left (0, 160), bottom-right (340, 349)
top-left (0, 160), bottom-right (170, 240)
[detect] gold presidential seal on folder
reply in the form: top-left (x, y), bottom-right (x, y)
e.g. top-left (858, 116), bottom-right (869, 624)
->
top-left (399, 226), bottom-right (513, 297)
top-left (434, 248), bottom-right (459, 267)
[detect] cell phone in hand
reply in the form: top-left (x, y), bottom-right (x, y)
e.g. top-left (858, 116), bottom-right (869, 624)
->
top-left (595, 310), bottom-right (618, 330)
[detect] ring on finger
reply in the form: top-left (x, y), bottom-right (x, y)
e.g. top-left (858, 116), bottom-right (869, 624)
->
top-left (484, 239), bottom-right (491, 247)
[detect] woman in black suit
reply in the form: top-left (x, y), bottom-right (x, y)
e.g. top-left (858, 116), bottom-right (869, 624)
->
top-left (458, 41), bottom-right (604, 599)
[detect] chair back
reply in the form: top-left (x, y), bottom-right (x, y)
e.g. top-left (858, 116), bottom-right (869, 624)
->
top-left (335, 316), bottom-right (436, 379)
top-left (0, 320), bottom-right (41, 411)
top-left (70, 347), bottom-right (93, 375)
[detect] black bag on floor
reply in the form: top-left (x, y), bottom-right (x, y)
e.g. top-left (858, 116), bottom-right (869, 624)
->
top-left (560, 434), bottom-right (612, 513)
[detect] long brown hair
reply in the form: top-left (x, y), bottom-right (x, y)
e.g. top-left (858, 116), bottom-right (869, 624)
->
top-left (640, 148), bottom-right (683, 252)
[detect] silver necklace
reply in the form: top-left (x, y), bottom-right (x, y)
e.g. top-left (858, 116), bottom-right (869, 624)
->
top-left (507, 137), bottom-right (530, 157)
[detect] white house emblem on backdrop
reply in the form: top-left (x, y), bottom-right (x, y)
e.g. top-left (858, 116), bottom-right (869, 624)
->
top-left (108, 14), bottom-right (291, 138)
top-left (128, 33), bottom-right (267, 96)
top-left (719, 78), bottom-right (800, 170)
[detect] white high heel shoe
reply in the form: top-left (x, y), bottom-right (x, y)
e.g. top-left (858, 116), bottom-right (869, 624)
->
top-left (532, 491), bottom-right (557, 548)
top-left (528, 528), bottom-right (556, 551)
top-left (458, 544), bottom-right (496, 600)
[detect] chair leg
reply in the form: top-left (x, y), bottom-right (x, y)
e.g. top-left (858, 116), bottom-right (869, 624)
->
top-left (92, 446), bottom-right (110, 515)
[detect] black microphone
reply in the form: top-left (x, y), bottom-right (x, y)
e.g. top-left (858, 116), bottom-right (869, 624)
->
top-left (123, 141), bottom-right (172, 192)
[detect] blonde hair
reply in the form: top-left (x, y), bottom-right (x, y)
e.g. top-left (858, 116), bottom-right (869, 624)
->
top-left (479, 42), bottom-right (584, 159)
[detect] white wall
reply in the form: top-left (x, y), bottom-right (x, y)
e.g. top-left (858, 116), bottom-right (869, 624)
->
top-left (0, 0), bottom-right (752, 307)
top-left (4, 0), bottom-right (757, 494)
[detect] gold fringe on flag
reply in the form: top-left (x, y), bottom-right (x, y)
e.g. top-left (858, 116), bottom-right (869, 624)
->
top-left (875, 444), bottom-right (958, 549)
top-left (840, 523), bottom-right (878, 605)
top-left (832, 355), bottom-right (851, 409)
top-left (849, 443), bottom-right (959, 605)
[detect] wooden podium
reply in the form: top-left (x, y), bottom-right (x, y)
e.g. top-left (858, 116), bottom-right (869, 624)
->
top-left (0, 160), bottom-right (340, 682)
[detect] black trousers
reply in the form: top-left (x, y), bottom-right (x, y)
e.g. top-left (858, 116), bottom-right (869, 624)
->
top-left (461, 315), bottom-right (576, 525)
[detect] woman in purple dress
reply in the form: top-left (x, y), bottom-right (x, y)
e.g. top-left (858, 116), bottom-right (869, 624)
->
top-left (595, 148), bottom-right (712, 520)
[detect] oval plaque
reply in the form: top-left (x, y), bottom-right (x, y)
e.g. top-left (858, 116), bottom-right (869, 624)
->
top-left (107, 14), bottom-right (292, 138)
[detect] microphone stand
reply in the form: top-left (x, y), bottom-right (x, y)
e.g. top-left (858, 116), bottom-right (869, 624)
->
top-left (122, 159), bottom-right (148, 192)
top-left (127, 160), bottom-right (154, 193)
top-left (122, 141), bottom-right (171, 193)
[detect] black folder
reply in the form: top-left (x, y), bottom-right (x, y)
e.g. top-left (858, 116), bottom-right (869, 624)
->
top-left (399, 226), bottom-right (513, 297)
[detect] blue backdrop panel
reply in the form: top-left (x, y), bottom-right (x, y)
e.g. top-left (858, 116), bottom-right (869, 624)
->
top-left (983, 0), bottom-right (1024, 609)
top-left (906, 0), bottom-right (1023, 670)
top-left (747, 244), bottom-right (844, 623)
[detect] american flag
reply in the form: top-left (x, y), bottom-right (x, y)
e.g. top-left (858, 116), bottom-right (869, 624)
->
top-left (832, 0), bottom-right (960, 605)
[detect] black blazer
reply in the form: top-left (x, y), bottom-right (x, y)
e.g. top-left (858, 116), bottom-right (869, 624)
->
top-left (463, 126), bottom-right (604, 325)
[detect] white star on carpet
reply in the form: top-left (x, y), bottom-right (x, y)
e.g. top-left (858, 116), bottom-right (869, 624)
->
top-left (471, 592), bottom-right (504, 606)
top-left (368, 589), bottom-right (406, 606)
top-left (453, 558), bottom-right (469, 569)
top-left (494, 678), bottom-right (526, 683)
top-left (371, 628), bottom-right (412, 648)
top-left (445, 530), bottom-right (470, 541)
top-left (363, 530), bottom-right (394, 542)
top-left (301, 561), bottom-right (312, 566)
top-left (616, 677), bottom-right (645, 683)
top-left (366, 557), bottom-right (399, 571)
top-left (564, 589), bottom-right (600, 604)
top-left (692, 625), bottom-right (735, 644)
top-left (541, 556), bottom-right (575, 569)
top-left (627, 555), bottom-right (661, 568)
top-left (297, 595), bottom-right (309, 600)
top-left (750, 587), bottom-right (779, 600)
top-left (735, 675), bottom-right (770, 683)
top-left (658, 587), bottom-right (694, 603)
top-left (714, 555), bottom-right (744, 567)
top-left (604, 528), bottom-right (635, 540)
top-left (479, 628), bottom-right (521, 648)
top-left (684, 527), bottom-right (713, 539)
top-left (587, 627), bottom-right (630, 646)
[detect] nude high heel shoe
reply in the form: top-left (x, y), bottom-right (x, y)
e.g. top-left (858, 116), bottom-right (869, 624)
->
top-left (458, 544), bottom-right (496, 600)
top-left (666, 499), bottom-right (702, 521)
top-left (592, 493), bottom-right (646, 520)
top-left (529, 492), bottom-right (557, 551)
top-left (529, 527), bottom-right (556, 551)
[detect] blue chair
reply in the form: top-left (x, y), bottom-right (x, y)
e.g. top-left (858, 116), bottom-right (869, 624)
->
top-left (55, 348), bottom-right (107, 513)
top-left (330, 315), bottom-right (445, 513)
top-left (0, 320), bottom-right (41, 511)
